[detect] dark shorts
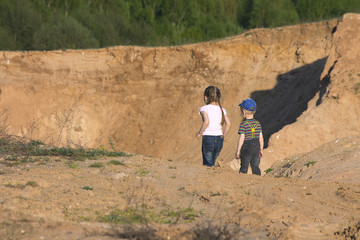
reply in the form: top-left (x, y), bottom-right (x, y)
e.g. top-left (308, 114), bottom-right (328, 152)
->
top-left (202, 135), bottom-right (224, 167)
top-left (240, 138), bottom-right (261, 175)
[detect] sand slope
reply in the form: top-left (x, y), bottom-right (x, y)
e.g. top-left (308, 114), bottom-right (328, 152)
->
top-left (0, 15), bottom-right (338, 165)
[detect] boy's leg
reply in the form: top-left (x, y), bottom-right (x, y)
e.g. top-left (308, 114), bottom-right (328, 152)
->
top-left (250, 154), bottom-right (261, 176)
top-left (239, 148), bottom-right (250, 174)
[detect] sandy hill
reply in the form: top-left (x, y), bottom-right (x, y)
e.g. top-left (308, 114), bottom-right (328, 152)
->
top-left (0, 13), bottom-right (341, 164)
top-left (1, 14), bottom-right (358, 171)
top-left (0, 13), bottom-right (360, 240)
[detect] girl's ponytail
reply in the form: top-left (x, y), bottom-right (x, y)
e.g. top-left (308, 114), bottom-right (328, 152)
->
top-left (215, 87), bottom-right (225, 126)
top-left (219, 101), bottom-right (225, 126)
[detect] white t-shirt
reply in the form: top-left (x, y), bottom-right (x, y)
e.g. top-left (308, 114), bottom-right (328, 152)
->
top-left (199, 104), bottom-right (227, 136)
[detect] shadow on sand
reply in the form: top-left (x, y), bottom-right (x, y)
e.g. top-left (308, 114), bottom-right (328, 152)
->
top-left (251, 58), bottom-right (330, 148)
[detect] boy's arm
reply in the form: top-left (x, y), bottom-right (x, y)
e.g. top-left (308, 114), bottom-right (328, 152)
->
top-left (259, 132), bottom-right (264, 157)
top-left (235, 134), bottom-right (245, 159)
top-left (223, 114), bottom-right (231, 140)
top-left (195, 111), bottom-right (209, 138)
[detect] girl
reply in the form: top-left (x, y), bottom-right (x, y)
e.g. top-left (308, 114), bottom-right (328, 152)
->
top-left (196, 86), bottom-right (231, 167)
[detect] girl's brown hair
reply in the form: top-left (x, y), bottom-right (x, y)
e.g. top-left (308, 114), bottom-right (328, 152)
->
top-left (204, 86), bottom-right (225, 125)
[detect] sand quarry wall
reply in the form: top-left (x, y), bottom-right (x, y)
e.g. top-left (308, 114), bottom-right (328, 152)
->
top-left (0, 14), bottom-right (359, 169)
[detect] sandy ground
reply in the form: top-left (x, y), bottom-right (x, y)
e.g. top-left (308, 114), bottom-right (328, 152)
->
top-left (0, 137), bottom-right (359, 240)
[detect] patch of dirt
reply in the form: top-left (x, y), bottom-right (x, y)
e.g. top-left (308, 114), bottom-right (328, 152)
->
top-left (0, 152), bottom-right (359, 239)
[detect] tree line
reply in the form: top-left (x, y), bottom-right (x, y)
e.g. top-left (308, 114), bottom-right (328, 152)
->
top-left (0, 0), bottom-right (359, 51)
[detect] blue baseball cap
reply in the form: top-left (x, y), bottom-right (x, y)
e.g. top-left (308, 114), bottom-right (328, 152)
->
top-left (239, 98), bottom-right (256, 111)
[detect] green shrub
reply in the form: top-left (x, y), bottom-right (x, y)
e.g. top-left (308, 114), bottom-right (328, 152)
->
top-left (0, 136), bottom-right (132, 162)
top-left (98, 206), bottom-right (199, 225)
top-left (305, 160), bottom-right (316, 167)
top-left (89, 162), bottom-right (104, 168)
top-left (68, 161), bottom-right (78, 169)
top-left (137, 169), bottom-right (149, 177)
top-left (109, 160), bottom-right (125, 166)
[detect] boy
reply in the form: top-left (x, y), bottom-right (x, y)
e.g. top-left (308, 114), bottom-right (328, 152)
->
top-left (235, 98), bottom-right (263, 175)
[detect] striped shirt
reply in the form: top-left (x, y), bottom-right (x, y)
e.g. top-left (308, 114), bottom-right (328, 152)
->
top-left (238, 119), bottom-right (262, 141)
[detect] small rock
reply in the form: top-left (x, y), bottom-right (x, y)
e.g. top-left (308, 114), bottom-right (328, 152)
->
top-left (114, 173), bottom-right (128, 179)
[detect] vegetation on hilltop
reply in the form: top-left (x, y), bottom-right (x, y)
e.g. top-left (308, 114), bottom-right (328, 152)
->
top-left (0, 0), bottom-right (359, 50)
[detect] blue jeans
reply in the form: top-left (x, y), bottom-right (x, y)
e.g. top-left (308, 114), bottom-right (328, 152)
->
top-left (202, 135), bottom-right (224, 167)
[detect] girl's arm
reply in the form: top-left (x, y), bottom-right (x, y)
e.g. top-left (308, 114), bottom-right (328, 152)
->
top-left (259, 132), bottom-right (264, 157)
top-left (235, 134), bottom-right (245, 159)
top-left (223, 114), bottom-right (231, 140)
top-left (195, 111), bottom-right (209, 138)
